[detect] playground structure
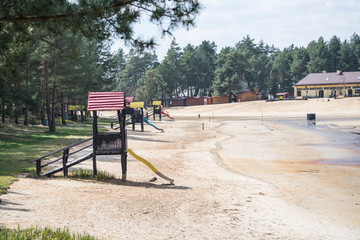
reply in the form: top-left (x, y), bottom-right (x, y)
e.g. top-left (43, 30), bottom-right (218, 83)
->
top-left (127, 102), bottom-right (145, 132)
top-left (152, 100), bottom-right (162, 121)
top-left (145, 101), bottom-right (174, 121)
top-left (67, 105), bottom-right (87, 122)
top-left (30, 92), bottom-right (174, 184)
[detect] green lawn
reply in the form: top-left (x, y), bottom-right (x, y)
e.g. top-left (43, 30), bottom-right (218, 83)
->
top-left (0, 120), bottom-right (112, 194)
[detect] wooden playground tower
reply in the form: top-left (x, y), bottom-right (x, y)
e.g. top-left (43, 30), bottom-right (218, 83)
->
top-left (152, 100), bottom-right (162, 120)
top-left (128, 101), bottom-right (145, 132)
top-left (88, 91), bottom-right (128, 181)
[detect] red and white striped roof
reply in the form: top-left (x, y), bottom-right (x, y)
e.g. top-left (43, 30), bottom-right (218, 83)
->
top-left (87, 92), bottom-right (125, 111)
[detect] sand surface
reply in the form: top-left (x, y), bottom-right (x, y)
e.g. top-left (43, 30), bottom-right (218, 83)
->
top-left (1, 98), bottom-right (360, 239)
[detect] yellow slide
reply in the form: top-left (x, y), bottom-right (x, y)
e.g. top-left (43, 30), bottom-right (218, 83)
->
top-left (127, 148), bottom-right (174, 185)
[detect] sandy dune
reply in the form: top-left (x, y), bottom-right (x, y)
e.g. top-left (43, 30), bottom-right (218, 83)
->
top-left (1, 98), bottom-right (360, 239)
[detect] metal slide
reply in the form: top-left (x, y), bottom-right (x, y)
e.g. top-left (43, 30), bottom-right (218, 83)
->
top-left (142, 118), bottom-right (164, 132)
top-left (127, 148), bottom-right (174, 184)
top-left (161, 110), bottom-right (174, 120)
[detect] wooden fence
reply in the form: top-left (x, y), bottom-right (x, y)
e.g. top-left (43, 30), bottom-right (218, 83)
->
top-left (30, 137), bottom-right (94, 177)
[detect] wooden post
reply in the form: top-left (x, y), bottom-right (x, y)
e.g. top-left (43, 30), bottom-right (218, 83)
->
top-left (132, 112), bottom-right (135, 131)
top-left (118, 110), bottom-right (127, 181)
top-left (92, 111), bottom-right (98, 176)
top-left (140, 108), bottom-right (144, 132)
top-left (153, 105), bottom-right (155, 121)
top-left (159, 106), bottom-right (162, 121)
top-left (36, 160), bottom-right (41, 176)
top-left (62, 148), bottom-right (69, 176)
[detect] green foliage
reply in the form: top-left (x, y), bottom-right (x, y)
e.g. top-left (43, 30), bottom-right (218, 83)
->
top-left (116, 49), bottom-right (158, 97)
top-left (0, 0), bottom-right (202, 50)
top-left (160, 38), bottom-right (183, 97)
top-left (306, 37), bottom-right (329, 73)
top-left (0, 226), bottom-right (97, 240)
top-left (212, 49), bottom-right (248, 95)
top-left (135, 68), bottom-right (162, 105)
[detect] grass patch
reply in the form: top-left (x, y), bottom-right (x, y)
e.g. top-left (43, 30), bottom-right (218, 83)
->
top-left (69, 168), bottom-right (115, 181)
top-left (0, 226), bottom-right (98, 240)
top-left (0, 122), bottom-right (108, 194)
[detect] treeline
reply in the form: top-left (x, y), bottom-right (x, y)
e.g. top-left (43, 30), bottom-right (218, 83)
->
top-left (1, 32), bottom-right (360, 129)
top-left (121, 34), bottom-right (360, 103)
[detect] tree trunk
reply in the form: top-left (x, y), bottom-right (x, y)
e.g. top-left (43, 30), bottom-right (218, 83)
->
top-left (24, 108), bottom-right (28, 126)
top-left (61, 92), bottom-right (66, 125)
top-left (14, 107), bottom-right (19, 124)
top-left (40, 62), bottom-right (47, 126)
top-left (1, 101), bottom-right (5, 123)
top-left (24, 61), bottom-right (29, 126)
top-left (43, 59), bottom-right (53, 131)
top-left (41, 109), bottom-right (46, 126)
top-left (49, 82), bottom-right (56, 132)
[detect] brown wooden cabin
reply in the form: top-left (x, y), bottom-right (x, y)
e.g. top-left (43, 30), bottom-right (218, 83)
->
top-left (212, 95), bottom-right (230, 104)
top-left (236, 91), bottom-right (258, 102)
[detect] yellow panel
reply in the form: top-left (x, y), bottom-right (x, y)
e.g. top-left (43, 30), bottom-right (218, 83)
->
top-left (130, 102), bottom-right (144, 108)
top-left (152, 101), bottom-right (162, 106)
top-left (68, 105), bottom-right (84, 111)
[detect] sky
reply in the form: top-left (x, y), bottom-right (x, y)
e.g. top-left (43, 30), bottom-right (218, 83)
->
top-left (111, 0), bottom-right (360, 60)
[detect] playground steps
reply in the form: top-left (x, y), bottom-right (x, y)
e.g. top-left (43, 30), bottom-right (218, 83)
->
top-left (42, 152), bottom-right (93, 177)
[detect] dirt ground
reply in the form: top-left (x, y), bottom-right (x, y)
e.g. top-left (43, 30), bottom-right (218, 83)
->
top-left (1, 98), bottom-right (360, 239)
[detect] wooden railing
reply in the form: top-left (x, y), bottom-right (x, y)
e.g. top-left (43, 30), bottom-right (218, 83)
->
top-left (30, 137), bottom-right (93, 177)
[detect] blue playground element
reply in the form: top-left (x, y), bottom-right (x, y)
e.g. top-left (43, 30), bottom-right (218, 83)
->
top-left (142, 118), bottom-right (163, 132)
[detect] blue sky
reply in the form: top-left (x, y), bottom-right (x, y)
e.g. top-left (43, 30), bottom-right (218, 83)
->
top-left (112, 0), bottom-right (360, 60)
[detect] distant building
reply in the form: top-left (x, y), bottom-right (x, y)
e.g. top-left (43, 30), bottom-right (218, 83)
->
top-left (169, 97), bottom-right (186, 107)
top-left (212, 95), bottom-right (230, 104)
top-left (275, 92), bottom-right (292, 99)
top-left (294, 71), bottom-right (360, 98)
top-left (236, 91), bottom-right (258, 102)
top-left (185, 97), bottom-right (212, 106)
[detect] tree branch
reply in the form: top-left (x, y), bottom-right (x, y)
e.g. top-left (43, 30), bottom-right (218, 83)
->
top-left (0, 0), bottom-right (138, 23)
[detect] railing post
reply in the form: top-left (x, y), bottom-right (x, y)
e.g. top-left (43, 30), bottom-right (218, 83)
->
top-left (132, 114), bottom-right (135, 131)
top-left (153, 105), bottom-right (155, 121)
top-left (62, 149), bottom-right (69, 176)
top-left (141, 108), bottom-right (144, 132)
top-left (36, 160), bottom-right (41, 176)
top-left (93, 111), bottom-right (98, 176)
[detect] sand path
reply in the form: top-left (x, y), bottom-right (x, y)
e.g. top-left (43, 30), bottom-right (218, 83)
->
top-left (1, 98), bottom-right (360, 239)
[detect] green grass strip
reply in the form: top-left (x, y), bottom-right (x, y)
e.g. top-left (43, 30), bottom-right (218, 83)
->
top-left (69, 168), bottom-right (115, 181)
top-left (0, 226), bottom-right (98, 240)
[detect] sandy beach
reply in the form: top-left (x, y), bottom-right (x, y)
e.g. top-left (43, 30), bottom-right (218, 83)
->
top-left (1, 98), bottom-right (360, 239)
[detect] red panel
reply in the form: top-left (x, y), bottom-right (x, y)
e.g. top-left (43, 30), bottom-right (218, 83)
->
top-left (87, 92), bottom-right (125, 111)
